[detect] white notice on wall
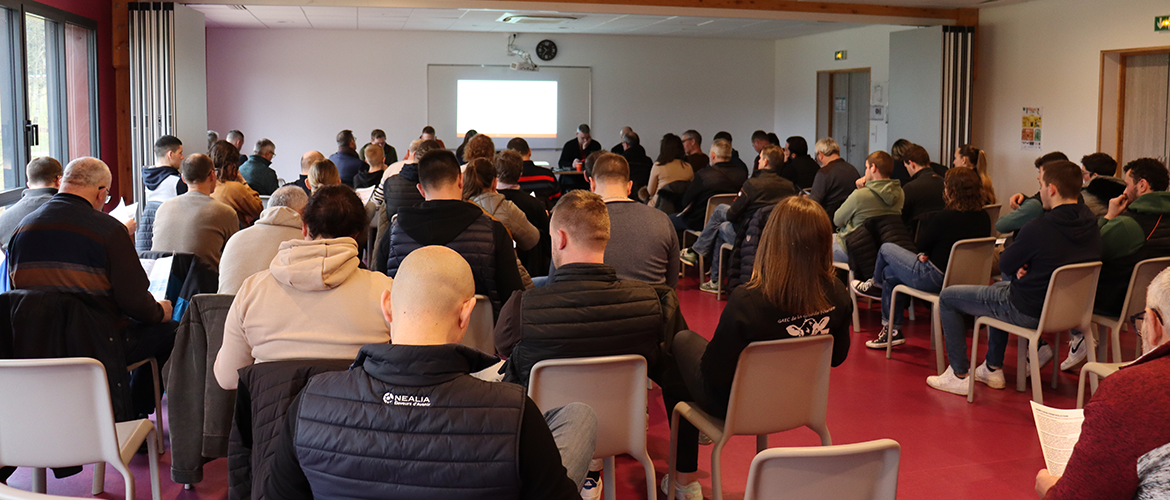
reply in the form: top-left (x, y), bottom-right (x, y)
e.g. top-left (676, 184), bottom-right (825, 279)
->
top-left (1030, 401), bottom-right (1084, 476)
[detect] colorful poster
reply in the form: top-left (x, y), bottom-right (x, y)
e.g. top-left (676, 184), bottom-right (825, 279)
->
top-left (1022, 107), bottom-right (1042, 150)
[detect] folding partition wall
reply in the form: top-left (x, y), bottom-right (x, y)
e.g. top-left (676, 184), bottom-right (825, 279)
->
top-left (941, 26), bottom-right (975, 160)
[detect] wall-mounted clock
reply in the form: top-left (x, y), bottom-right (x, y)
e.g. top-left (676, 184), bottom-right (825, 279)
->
top-left (536, 39), bottom-right (557, 61)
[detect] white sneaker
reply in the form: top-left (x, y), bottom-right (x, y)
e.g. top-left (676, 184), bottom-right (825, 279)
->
top-left (1025, 344), bottom-right (1056, 377)
top-left (660, 474), bottom-right (703, 500)
top-left (926, 366), bottom-right (970, 396)
top-left (1060, 334), bottom-right (1088, 372)
top-left (974, 362), bottom-right (1006, 389)
top-left (580, 477), bottom-right (602, 500)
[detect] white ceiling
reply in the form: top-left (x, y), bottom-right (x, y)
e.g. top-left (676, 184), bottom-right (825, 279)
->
top-left (186, 5), bottom-right (872, 39)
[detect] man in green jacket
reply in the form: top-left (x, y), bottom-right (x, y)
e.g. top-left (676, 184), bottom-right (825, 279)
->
top-left (240, 138), bottom-right (280, 195)
top-left (1064, 158), bottom-right (1170, 372)
top-left (832, 151), bottom-right (904, 262)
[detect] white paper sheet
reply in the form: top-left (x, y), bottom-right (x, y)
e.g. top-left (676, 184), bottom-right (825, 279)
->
top-left (108, 199), bottom-right (137, 224)
top-left (1030, 401), bottom-right (1084, 476)
top-left (146, 256), bottom-right (173, 301)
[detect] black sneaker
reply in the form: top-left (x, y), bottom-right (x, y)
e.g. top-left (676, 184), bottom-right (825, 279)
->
top-left (865, 325), bottom-right (905, 349)
top-left (850, 279), bottom-right (881, 298)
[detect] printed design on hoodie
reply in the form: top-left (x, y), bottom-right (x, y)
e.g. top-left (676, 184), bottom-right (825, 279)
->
top-left (779, 308), bottom-right (835, 337)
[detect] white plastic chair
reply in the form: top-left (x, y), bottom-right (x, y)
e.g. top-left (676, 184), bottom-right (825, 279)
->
top-left (832, 261), bottom-right (862, 332)
top-left (716, 242), bottom-right (734, 298)
top-left (1076, 361), bottom-right (1125, 409)
top-left (0, 358), bottom-right (160, 500)
top-left (682, 194), bottom-right (737, 280)
top-left (460, 294), bottom-right (495, 354)
top-left (1091, 257), bottom-right (1170, 365)
top-left (125, 357), bottom-right (164, 449)
top-left (890, 237), bottom-right (996, 374)
top-left (967, 262), bottom-right (1102, 404)
top-left (527, 355), bottom-right (654, 500)
top-left (0, 484), bottom-right (80, 500)
top-left (668, 335), bottom-right (834, 500)
top-left (984, 204), bottom-right (1002, 231)
top-left (742, 439), bottom-right (901, 500)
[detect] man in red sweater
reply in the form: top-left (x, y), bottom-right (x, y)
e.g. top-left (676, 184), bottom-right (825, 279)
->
top-left (1036, 268), bottom-right (1170, 499)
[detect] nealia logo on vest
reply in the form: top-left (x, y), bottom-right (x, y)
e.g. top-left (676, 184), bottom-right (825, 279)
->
top-left (383, 392), bottom-right (432, 407)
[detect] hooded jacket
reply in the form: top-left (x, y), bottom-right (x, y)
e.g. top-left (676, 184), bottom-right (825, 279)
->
top-left (999, 203), bottom-right (1102, 318)
top-left (213, 237), bottom-right (393, 390)
top-left (834, 178), bottom-right (905, 237)
top-left (218, 206), bottom-right (305, 294)
top-left (143, 165), bottom-right (188, 203)
top-left (1095, 191), bottom-right (1170, 315)
top-left (385, 200), bottom-right (525, 316)
top-left (471, 192), bottom-right (540, 251)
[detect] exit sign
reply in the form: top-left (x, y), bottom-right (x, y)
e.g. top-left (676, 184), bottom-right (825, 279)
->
top-left (835, 50), bottom-right (847, 61)
top-left (1158, 15), bottom-right (1170, 31)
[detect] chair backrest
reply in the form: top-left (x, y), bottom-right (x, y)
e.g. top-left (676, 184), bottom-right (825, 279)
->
top-left (724, 335), bottom-right (833, 437)
top-left (0, 358), bottom-right (122, 469)
top-left (705, 194), bottom-right (738, 225)
top-left (0, 483), bottom-right (80, 500)
top-left (941, 237), bottom-right (998, 288)
top-left (743, 439), bottom-right (901, 500)
top-left (1118, 257), bottom-right (1170, 320)
top-left (1036, 262), bottom-right (1104, 333)
top-left (528, 355), bottom-right (647, 459)
top-left (461, 294), bottom-right (495, 354)
top-left (983, 204), bottom-right (1002, 229)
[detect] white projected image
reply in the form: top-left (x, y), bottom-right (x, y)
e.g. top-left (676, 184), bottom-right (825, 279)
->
top-left (457, 80), bottom-right (557, 139)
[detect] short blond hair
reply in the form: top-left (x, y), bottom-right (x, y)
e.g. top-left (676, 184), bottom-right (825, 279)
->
top-left (815, 137), bottom-right (840, 156)
top-left (308, 159), bottom-right (340, 191)
top-left (550, 190), bottom-right (609, 251)
top-left (710, 139), bottom-right (732, 161)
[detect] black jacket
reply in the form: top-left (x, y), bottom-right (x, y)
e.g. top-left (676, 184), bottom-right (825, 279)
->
top-left (999, 203), bottom-right (1102, 318)
top-left (679, 161), bottom-right (748, 230)
top-left (901, 169), bottom-right (946, 228)
top-left (809, 158), bottom-right (861, 222)
top-left (329, 147), bottom-right (368, 188)
top-left (558, 139), bottom-right (602, 170)
top-left (500, 188), bottom-right (551, 278)
top-left (725, 169), bottom-right (797, 234)
top-left (519, 161), bottom-right (562, 210)
top-left (373, 164), bottom-right (425, 273)
top-left (844, 214), bottom-right (918, 282)
top-left (495, 263), bottom-right (664, 386)
top-left (914, 210), bottom-right (992, 273)
top-left (385, 200), bottom-right (524, 316)
top-left (283, 175), bottom-right (310, 196)
top-left (728, 204), bottom-right (775, 292)
top-left (685, 153), bottom-right (709, 171)
top-left (265, 344), bottom-right (580, 500)
top-left (778, 155), bottom-right (819, 190)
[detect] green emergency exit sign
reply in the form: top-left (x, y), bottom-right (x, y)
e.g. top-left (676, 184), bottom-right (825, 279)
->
top-left (1157, 15), bottom-right (1170, 31)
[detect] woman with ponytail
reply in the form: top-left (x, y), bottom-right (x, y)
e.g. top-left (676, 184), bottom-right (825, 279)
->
top-left (463, 157), bottom-right (540, 251)
top-left (955, 144), bottom-right (996, 205)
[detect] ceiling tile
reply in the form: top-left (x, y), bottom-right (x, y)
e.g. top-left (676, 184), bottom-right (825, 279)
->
top-left (300, 6), bottom-right (357, 18)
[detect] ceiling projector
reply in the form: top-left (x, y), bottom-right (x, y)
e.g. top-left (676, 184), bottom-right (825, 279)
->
top-left (510, 60), bottom-right (538, 72)
top-left (507, 34), bottom-right (539, 72)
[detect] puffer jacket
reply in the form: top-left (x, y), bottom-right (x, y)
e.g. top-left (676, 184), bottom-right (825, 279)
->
top-left (725, 169), bottom-right (797, 234)
top-left (844, 214), bottom-right (917, 282)
top-left (729, 203), bottom-right (775, 292)
top-left (471, 192), bottom-right (539, 251)
top-left (373, 164), bottom-right (424, 273)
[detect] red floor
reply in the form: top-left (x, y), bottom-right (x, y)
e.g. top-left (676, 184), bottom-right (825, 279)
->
top-left (4, 276), bottom-right (1135, 499)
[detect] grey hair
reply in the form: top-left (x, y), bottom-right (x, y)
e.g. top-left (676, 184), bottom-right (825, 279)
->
top-left (268, 185), bottom-right (309, 213)
top-left (710, 139), bottom-right (732, 161)
top-left (815, 137), bottom-right (841, 156)
top-left (254, 138), bottom-right (275, 155)
top-left (1147, 268), bottom-right (1170, 316)
top-left (62, 157), bottom-right (111, 188)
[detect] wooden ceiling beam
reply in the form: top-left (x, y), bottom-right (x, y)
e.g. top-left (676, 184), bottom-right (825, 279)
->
top-left (491, 0), bottom-right (972, 23)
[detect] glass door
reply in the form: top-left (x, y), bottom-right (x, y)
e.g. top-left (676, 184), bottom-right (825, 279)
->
top-left (0, 6), bottom-right (19, 193)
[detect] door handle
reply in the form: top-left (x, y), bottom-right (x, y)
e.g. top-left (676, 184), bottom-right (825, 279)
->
top-left (25, 121), bottom-right (38, 146)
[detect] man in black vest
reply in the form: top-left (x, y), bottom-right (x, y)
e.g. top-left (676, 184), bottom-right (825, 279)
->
top-left (383, 150), bottom-right (525, 316)
top-left (266, 246), bottom-right (596, 500)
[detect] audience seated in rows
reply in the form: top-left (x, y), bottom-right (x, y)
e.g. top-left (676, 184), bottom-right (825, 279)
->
top-left (1035, 267), bottom-right (1170, 500)
top-left (667, 196), bottom-right (853, 499)
top-left (495, 150), bottom-right (552, 277)
top-left (284, 150), bottom-right (320, 195)
top-left (997, 151), bottom-right (1069, 236)
top-left (209, 140), bottom-right (263, 227)
top-left (858, 167), bottom-right (991, 348)
top-left (929, 160), bottom-right (1100, 395)
top-left (136, 135), bottom-right (187, 251)
top-left (670, 138), bottom-right (748, 232)
top-left (682, 144), bottom-right (797, 292)
top-left (808, 137), bottom-right (860, 222)
top-left (1079, 152), bottom-right (1124, 218)
top-left (832, 151), bottom-right (904, 263)
top-left (953, 144), bottom-right (997, 205)
top-left (559, 123), bottom-right (603, 171)
top-left (646, 133), bottom-right (695, 208)
top-left (218, 186), bottom-right (308, 294)
top-left (359, 128), bottom-right (398, 167)
top-left (9, 157), bottom-right (175, 417)
top-left (0, 156), bottom-right (61, 252)
top-left (383, 149), bottom-right (525, 316)
top-left (214, 185), bottom-right (392, 391)
top-left (239, 138), bottom-right (279, 195)
top-left (151, 154), bottom-right (239, 272)
top-left (330, 129), bottom-right (368, 188)
top-left (899, 144), bottom-right (946, 230)
top-left (353, 136), bottom-right (388, 191)
top-left (265, 246), bottom-right (597, 500)
top-left (778, 136), bottom-right (819, 190)
top-left (506, 137), bottom-right (561, 209)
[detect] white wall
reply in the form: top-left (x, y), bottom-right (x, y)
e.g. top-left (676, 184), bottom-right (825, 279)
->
top-left (774, 25), bottom-right (910, 155)
top-left (888, 27), bottom-right (943, 161)
top-left (205, 29), bottom-right (775, 180)
top-left (974, 0), bottom-right (1170, 202)
top-left (173, 4), bottom-right (207, 157)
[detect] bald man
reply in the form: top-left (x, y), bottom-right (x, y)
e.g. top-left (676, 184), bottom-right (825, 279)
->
top-left (285, 151), bottom-right (324, 195)
top-left (266, 246), bottom-right (597, 500)
top-left (8, 157), bottom-right (175, 418)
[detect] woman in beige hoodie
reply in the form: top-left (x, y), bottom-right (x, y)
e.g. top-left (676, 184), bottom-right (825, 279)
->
top-left (214, 186), bottom-right (393, 390)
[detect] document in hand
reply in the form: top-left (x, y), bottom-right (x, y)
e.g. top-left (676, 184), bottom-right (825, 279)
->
top-left (1030, 401), bottom-right (1085, 476)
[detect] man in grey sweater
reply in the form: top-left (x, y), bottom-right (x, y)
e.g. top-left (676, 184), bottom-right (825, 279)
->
top-left (0, 156), bottom-right (62, 252)
top-left (152, 154), bottom-right (239, 271)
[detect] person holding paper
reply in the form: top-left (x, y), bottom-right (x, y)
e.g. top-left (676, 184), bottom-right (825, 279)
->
top-left (1037, 267), bottom-right (1170, 499)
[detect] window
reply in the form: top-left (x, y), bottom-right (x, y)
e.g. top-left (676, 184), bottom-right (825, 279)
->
top-left (0, 0), bottom-right (97, 205)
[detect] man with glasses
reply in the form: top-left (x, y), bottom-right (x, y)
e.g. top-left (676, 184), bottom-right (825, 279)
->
top-left (240, 138), bottom-right (280, 195)
top-left (8, 157), bottom-right (176, 419)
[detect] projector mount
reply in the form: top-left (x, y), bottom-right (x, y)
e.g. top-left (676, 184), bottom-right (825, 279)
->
top-left (507, 34), bottom-right (539, 72)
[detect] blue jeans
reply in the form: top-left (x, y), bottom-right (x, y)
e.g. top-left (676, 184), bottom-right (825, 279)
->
top-left (691, 205), bottom-right (737, 280)
top-left (938, 282), bottom-right (1039, 375)
top-left (874, 243), bottom-right (943, 327)
top-left (832, 237), bottom-right (849, 263)
top-left (669, 212), bottom-right (690, 232)
top-left (544, 402), bottom-right (598, 490)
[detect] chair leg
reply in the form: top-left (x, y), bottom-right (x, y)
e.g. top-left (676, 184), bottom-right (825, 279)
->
top-left (756, 434), bottom-right (768, 453)
top-left (638, 450), bottom-right (656, 500)
top-left (932, 306), bottom-right (945, 375)
top-left (31, 468), bottom-right (46, 494)
top-left (710, 440), bottom-right (726, 500)
top-left (849, 271), bottom-right (861, 332)
top-left (602, 456), bottom-right (616, 500)
top-left (967, 323), bottom-right (980, 403)
top-left (908, 298), bottom-right (916, 321)
top-left (666, 410), bottom-right (681, 500)
top-left (1030, 338), bottom-right (1044, 404)
top-left (887, 290), bottom-right (898, 360)
top-left (148, 428), bottom-right (161, 500)
top-left (150, 358), bottom-right (164, 451)
top-left (812, 424), bottom-right (832, 446)
top-left (1116, 321), bottom-right (1129, 364)
top-left (1076, 367), bottom-right (1088, 409)
top-left (91, 463), bottom-right (105, 495)
top-left (1016, 337), bottom-right (1028, 393)
top-left (1051, 331), bottom-right (1061, 390)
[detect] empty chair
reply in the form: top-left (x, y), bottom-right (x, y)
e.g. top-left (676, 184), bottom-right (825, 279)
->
top-left (743, 439), bottom-right (901, 500)
top-left (833, 261), bottom-right (862, 332)
top-left (0, 358), bottom-right (160, 500)
top-left (890, 237), bottom-right (997, 374)
top-left (668, 335), bottom-right (834, 500)
top-left (461, 294), bottom-right (495, 354)
top-left (681, 194), bottom-right (737, 279)
top-left (968, 262), bottom-right (1103, 404)
top-left (528, 355), bottom-right (654, 500)
top-left (1076, 361), bottom-right (1125, 409)
top-left (1091, 257), bottom-right (1170, 364)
